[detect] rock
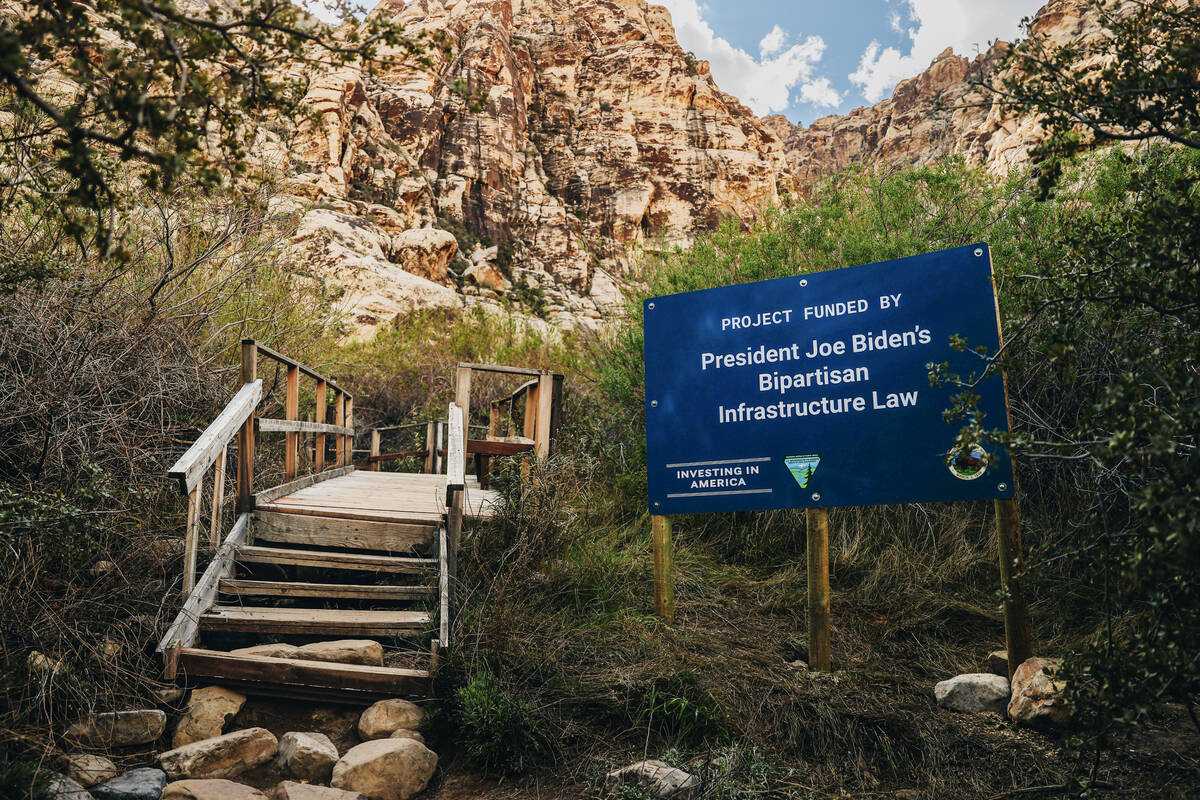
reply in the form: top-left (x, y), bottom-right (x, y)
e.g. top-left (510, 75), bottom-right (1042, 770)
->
top-left (89, 561), bottom-right (117, 577)
top-left (271, 782), bottom-right (368, 800)
top-left (357, 699), bottom-right (423, 740)
top-left (230, 643), bottom-right (297, 659)
top-left (47, 773), bottom-right (93, 800)
top-left (152, 687), bottom-right (188, 705)
top-left (1008, 657), bottom-right (1071, 729)
top-left (330, 739), bottom-right (438, 800)
top-left (276, 731), bottom-right (339, 783)
top-left (158, 728), bottom-right (278, 780)
top-left (172, 687), bottom-right (247, 747)
top-left (986, 650), bottom-right (1009, 676)
top-left (99, 640), bottom-right (122, 659)
top-left (63, 755), bottom-right (118, 788)
top-left (388, 730), bottom-right (424, 745)
top-left (788, 660), bottom-right (808, 671)
top-left (92, 768), bottom-right (167, 800)
top-left (389, 228), bottom-right (458, 282)
top-left (290, 640), bottom-right (382, 667)
top-left (605, 760), bottom-right (699, 799)
top-left (934, 673), bottom-right (1010, 714)
top-left (464, 262), bottom-right (509, 294)
top-left (28, 651), bottom-right (69, 681)
top-left (66, 710), bottom-right (167, 748)
top-left (163, 779), bottom-right (267, 800)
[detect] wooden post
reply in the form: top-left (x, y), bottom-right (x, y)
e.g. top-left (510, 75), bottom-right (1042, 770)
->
top-left (454, 366), bottom-right (471, 442)
top-left (534, 372), bottom-right (554, 459)
top-left (488, 402), bottom-right (502, 439)
top-left (183, 481), bottom-right (202, 595)
top-left (523, 384), bottom-right (538, 439)
top-left (284, 364), bottom-right (299, 480)
top-left (236, 339), bottom-right (257, 513)
top-left (209, 446), bottom-right (226, 549)
top-left (995, 497), bottom-right (1034, 678)
top-left (314, 380), bottom-right (327, 472)
top-left (370, 429), bottom-right (381, 472)
top-left (334, 391), bottom-right (346, 467)
top-left (651, 515), bottom-right (675, 622)
top-left (806, 508), bottom-right (831, 671)
top-left (344, 396), bottom-right (354, 467)
top-left (434, 422), bottom-right (444, 474)
top-left (424, 422), bottom-right (435, 473)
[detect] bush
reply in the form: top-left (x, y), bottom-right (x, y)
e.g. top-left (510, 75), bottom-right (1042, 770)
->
top-left (453, 672), bottom-right (542, 775)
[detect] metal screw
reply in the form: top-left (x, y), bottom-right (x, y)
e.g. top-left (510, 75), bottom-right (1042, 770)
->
top-left (651, 400), bottom-right (658, 407)
top-left (654, 501), bottom-right (661, 508)
top-left (811, 492), bottom-right (821, 502)
top-left (974, 248), bottom-right (984, 257)
top-left (799, 278), bottom-right (808, 287)
top-left (648, 302), bottom-right (656, 310)
top-left (998, 482), bottom-right (1008, 492)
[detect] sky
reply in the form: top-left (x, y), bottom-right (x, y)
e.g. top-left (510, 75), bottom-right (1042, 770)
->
top-left (306, 0), bottom-right (1047, 125)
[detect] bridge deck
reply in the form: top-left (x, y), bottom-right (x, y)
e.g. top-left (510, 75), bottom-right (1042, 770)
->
top-left (259, 470), bottom-right (499, 522)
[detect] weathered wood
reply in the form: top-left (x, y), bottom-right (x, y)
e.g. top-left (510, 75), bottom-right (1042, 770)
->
top-left (995, 497), bottom-right (1034, 679)
top-left (315, 380), bottom-right (327, 472)
top-left (445, 488), bottom-right (462, 584)
top-left (177, 648), bottom-right (428, 698)
top-left (344, 396), bottom-right (355, 468)
top-left (454, 367), bottom-right (471, 447)
top-left (219, 579), bottom-right (434, 601)
top-left (170, 381), bottom-right (262, 495)
top-left (237, 341), bottom-right (258, 513)
top-left (201, 606), bottom-right (430, 636)
top-left (285, 364), bottom-right (299, 480)
top-left (183, 481), bottom-right (202, 596)
top-left (446, 403), bottom-right (465, 490)
top-left (258, 419), bottom-right (354, 436)
top-left (806, 508), bottom-right (831, 672)
top-left (424, 422), bottom-right (435, 474)
top-left (434, 422), bottom-right (444, 475)
top-left (366, 450), bottom-right (429, 464)
top-left (534, 372), bottom-right (555, 459)
top-left (651, 515), bottom-right (675, 623)
top-left (235, 545), bottom-right (437, 573)
top-left (254, 466), bottom-right (355, 506)
top-left (334, 391), bottom-right (346, 467)
top-left (258, 503), bottom-right (444, 525)
top-left (438, 527), bottom-right (450, 648)
top-left (467, 439), bottom-right (534, 456)
top-left (550, 374), bottom-right (564, 456)
top-left (252, 341), bottom-right (349, 397)
top-left (158, 513), bottom-right (250, 678)
top-left (209, 446), bottom-right (226, 550)
top-left (370, 429), bottom-right (381, 472)
top-left (456, 362), bottom-right (547, 377)
top-left (253, 510), bottom-right (437, 552)
top-left (523, 384), bottom-right (538, 439)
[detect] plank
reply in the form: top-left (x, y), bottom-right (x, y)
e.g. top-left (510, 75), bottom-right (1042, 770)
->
top-left (456, 362), bottom-right (548, 377)
top-left (219, 579), bottom-right (434, 601)
top-left (259, 419), bottom-right (354, 436)
top-left (257, 503), bottom-right (443, 525)
top-left (284, 364), bottom-right (299, 480)
top-left (254, 466), bottom-right (355, 506)
top-left (235, 545), bottom-right (437, 573)
top-left (177, 648), bottom-right (428, 698)
top-left (200, 606), bottom-right (430, 636)
top-left (169, 380), bottom-right (263, 493)
top-left (253, 511), bottom-right (437, 552)
top-left (253, 341), bottom-right (348, 396)
top-left (438, 527), bottom-right (450, 648)
top-left (467, 439), bottom-right (534, 456)
top-left (158, 513), bottom-right (251, 677)
top-left (447, 402), bottom-right (465, 490)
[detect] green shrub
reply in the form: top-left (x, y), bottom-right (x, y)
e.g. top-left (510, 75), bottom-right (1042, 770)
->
top-left (454, 672), bottom-right (542, 775)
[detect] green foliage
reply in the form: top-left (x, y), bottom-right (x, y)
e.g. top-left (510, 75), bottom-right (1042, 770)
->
top-left (636, 672), bottom-right (725, 746)
top-left (0, 761), bottom-right (50, 800)
top-left (453, 672), bottom-right (542, 775)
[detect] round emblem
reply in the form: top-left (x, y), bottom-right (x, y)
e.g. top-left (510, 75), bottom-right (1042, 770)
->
top-left (948, 444), bottom-right (989, 480)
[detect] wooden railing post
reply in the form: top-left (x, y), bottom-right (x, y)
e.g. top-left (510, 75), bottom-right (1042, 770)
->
top-left (807, 508), bottom-right (832, 671)
top-left (209, 446), bottom-right (226, 549)
top-left (334, 390), bottom-right (346, 467)
top-left (454, 366), bottom-right (471, 443)
top-left (424, 422), bottom-right (435, 473)
top-left (236, 339), bottom-right (257, 513)
top-left (435, 421), bottom-right (444, 474)
top-left (534, 371), bottom-right (555, 459)
top-left (523, 383), bottom-right (538, 439)
top-left (284, 364), bottom-right (299, 481)
top-left (996, 496), bottom-right (1034, 678)
top-left (183, 481), bottom-right (202, 595)
top-left (314, 379), bottom-right (327, 472)
top-left (370, 429), bottom-right (381, 472)
top-left (651, 515), bottom-right (675, 623)
top-left (344, 396), bottom-right (354, 467)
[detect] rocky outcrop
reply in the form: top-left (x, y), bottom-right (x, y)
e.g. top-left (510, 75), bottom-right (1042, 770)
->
top-left (272, 0), bottom-right (786, 332)
top-left (330, 739), bottom-right (438, 800)
top-left (770, 0), bottom-right (1107, 188)
top-left (172, 687), bottom-right (247, 748)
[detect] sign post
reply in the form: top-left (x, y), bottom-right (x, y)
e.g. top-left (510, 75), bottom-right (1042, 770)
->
top-left (642, 244), bottom-right (1032, 668)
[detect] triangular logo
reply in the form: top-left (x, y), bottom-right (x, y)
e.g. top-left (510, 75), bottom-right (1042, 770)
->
top-left (784, 455), bottom-right (821, 488)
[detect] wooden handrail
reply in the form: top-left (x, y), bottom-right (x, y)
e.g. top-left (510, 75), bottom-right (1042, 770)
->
top-left (257, 419), bottom-right (353, 436)
top-left (249, 339), bottom-right (351, 398)
top-left (446, 402), bottom-right (465, 491)
top-left (168, 380), bottom-right (262, 494)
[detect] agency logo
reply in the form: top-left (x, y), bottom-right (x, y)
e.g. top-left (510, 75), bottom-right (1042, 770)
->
top-left (784, 454), bottom-right (821, 488)
top-left (948, 444), bottom-right (989, 480)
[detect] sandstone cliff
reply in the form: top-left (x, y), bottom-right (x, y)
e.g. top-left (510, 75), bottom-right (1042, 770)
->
top-left (765, 0), bottom-right (1103, 187)
top-left (272, 0), bottom-right (787, 333)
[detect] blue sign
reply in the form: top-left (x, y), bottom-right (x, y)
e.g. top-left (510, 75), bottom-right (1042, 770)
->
top-left (644, 243), bottom-right (1014, 513)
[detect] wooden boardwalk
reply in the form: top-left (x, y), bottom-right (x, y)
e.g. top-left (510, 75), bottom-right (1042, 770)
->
top-left (156, 341), bottom-right (559, 704)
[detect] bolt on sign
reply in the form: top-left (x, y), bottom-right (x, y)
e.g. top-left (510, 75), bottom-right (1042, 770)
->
top-left (644, 243), bottom-right (1014, 514)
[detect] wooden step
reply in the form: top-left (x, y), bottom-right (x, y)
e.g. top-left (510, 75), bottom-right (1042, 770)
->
top-left (177, 648), bottom-right (429, 701)
top-left (253, 511), bottom-right (437, 552)
top-left (199, 607), bottom-right (430, 636)
top-left (235, 545), bottom-right (436, 574)
top-left (256, 502), bottom-right (445, 526)
top-left (219, 579), bottom-right (434, 601)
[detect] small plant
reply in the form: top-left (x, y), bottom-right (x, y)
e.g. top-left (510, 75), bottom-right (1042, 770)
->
top-left (454, 672), bottom-right (542, 775)
top-left (637, 672), bottom-right (726, 747)
top-left (0, 761), bottom-right (50, 800)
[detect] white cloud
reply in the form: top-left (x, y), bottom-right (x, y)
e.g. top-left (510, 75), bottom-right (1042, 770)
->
top-left (657, 0), bottom-right (841, 116)
top-left (850, 0), bottom-right (1046, 103)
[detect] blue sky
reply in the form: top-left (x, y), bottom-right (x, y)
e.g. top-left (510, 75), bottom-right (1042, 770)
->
top-left (656, 0), bottom-right (1048, 124)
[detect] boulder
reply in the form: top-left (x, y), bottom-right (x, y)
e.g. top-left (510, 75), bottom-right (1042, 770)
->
top-left (272, 783), bottom-right (368, 800)
top-left (46, 773), bottom-right (92, 800)
top-left (605, 760), bottom-right (699, 799)
top-left (92, 768), bottom-right (167, 800)
top-left (152, 687), bottom-right (188, 706)
top-left (330, 739), bottom-right (437, 800)
top-left (934, 673), bottom-right (1010, 714)
top-left (276, 731), bottom-right (339, 783)
top-left (1008, 657), bottom-right (1071, 730)
top-left (290, 640), bottom-right (382, 667)
top-left (158, 728), bottom-right (278, 780)
top-left (63, 754), bottom-right (118, 787)
top-left (230, 643), bottom-right (298, 659)
top-left (389, 228), bottom-right (458, 283)
top-left (172, 686), bottom-right (247, 747)
top-left (357, 699), bottom-right (423, 740)
top-left (986, 650), bottom-right (1009, 676)
top-left (163, 779), bottom-right (267, 800)
top-left (66, 710), bottom-right (167, 748)
top-left (463, 262), bottom-right (509, 294)
top-left (388, 730), bottom-right (424, 745)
